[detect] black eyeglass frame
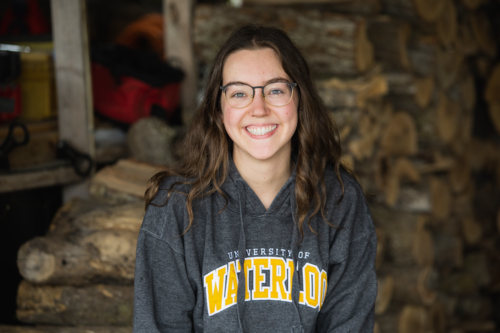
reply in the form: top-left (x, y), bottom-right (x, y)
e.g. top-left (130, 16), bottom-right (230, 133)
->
top-left (220, 82), bottom-right (298, 109)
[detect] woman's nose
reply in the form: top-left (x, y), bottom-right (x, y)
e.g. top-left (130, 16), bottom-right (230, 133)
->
top-left (250, 89), bottom-right (269, 117)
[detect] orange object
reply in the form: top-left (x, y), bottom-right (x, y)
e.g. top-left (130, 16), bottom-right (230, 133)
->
top-left (115, 13), bottom-right (165, 59)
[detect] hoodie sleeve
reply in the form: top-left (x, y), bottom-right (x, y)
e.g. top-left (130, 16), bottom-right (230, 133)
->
top-left (133, 191), bottom-right (196, 333)
top-left (315, 177), bottom-right (377, 332)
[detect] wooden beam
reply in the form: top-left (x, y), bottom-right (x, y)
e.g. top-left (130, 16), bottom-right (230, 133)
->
top-left (50, 0), bottom-right (94, 201)
top-left (245, 0), bottom-right (351, 3)
top-left (50, 0), bottom-right (94, 158)
top-left (0, 164), bottom-right (80, 193)
top-left (164, 0), bottom-right (197, 124)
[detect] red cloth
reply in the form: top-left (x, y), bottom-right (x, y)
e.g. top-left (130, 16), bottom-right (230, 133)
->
top-left (0, 84), bottom-right (22, 123)
top-left (91, 63), bottom-right (180, 124)
top-left (0, 0), bottom-right (50, 35)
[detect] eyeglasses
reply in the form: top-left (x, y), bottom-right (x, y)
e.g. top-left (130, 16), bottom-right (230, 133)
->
top-left (220, 82), bottom-right (298, 109)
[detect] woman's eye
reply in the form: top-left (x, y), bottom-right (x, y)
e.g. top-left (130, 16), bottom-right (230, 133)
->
top-left (269, 89), bottom-right (283, 95)
top-left (231, 92), bottom-right (247, 98)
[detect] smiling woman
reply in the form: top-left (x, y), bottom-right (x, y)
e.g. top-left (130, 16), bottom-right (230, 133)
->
top-left (133, 24), bottom-right (377, 333)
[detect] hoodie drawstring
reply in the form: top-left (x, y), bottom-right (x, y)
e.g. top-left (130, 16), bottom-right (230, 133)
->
top-left (233, 179), bottom-right (303, 333)
top-left (235, 181), bottom-right (247, 333)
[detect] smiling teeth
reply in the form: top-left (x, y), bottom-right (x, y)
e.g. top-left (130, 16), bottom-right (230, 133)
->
top-left (246, 125), bottom-right (277, 136)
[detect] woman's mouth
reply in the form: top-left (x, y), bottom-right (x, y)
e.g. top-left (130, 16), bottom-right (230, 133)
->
top-left (245, 125), bottom-right (277, 136)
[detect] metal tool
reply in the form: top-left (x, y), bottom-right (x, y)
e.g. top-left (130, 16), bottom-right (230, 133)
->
top-left (56, 140), bottom-right (93, 177)
top-left (0, 122), bottom-right (30, 170)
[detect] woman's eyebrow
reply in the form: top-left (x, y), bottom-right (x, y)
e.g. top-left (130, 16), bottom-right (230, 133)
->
top-left (224, 77), bottom-right (290, 86)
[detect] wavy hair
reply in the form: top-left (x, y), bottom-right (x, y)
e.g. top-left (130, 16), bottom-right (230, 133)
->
top-left (145, 24), bottom-right (347, 239)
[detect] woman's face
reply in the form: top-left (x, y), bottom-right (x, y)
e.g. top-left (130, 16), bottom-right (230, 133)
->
top-left (221, 48), bottom-right (299, 163)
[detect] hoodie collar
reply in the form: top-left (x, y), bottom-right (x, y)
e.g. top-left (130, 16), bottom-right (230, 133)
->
top-left (219, 155), bottom-right (297, 216)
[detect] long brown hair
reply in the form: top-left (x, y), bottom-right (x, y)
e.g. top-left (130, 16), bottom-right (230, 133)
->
top-left (145, 24), bottom-right (347, 239)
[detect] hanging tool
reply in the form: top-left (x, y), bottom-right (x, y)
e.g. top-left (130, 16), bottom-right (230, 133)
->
top-left (56, 140), bottom-right (93, 177)
top-left (0, 122), bottom-right (30, 170)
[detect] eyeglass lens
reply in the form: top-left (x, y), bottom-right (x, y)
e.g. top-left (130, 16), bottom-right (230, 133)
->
top-left (224, 82), bottom-right (293, 108)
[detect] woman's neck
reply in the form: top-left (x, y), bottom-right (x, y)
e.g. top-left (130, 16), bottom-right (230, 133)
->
top-left (232, 148), bottom-right (292, 210)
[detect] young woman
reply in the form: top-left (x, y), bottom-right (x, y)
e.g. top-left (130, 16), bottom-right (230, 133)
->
top-left (133, 24), bottom-right (377, 332)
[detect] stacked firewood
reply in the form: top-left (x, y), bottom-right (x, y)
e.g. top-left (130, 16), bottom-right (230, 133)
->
top-left (11, 1), bottom-right (500, 332)
top-left (11, 160), bottom-right (157, 332)
top-left (194, 0), bottom-right (500, 331)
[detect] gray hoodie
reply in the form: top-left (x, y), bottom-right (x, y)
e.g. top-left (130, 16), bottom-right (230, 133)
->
top-left (133, 160), bottom-right (377, 332)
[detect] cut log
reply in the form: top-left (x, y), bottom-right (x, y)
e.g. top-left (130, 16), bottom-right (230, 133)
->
top-left (436, 0), bottom-right (457, 47)
top-left (369, 204), bottom-right (434, 266)
top-left (439, 270), bottom-right (480, 296)
top-left (378, 265), bottom-right (437, 306)
top-left (316, 69), bottom-right (388, 109)
top-left (497, 209), bottom-right (500, 236)
top-left (433, 231), bottom-right (463, 269)
top-left (461, 0), bottom-right (488, 10)
top-left (449, 66), bottom-right (476, 114)
top-left (367, 17), bottom-right (411, 71)
top-left (17, 199), bottom-right (144, 285)
top-left (429, 301), bottom-right (447, 333)
top-left (194, 5), bottom-right (374, 76)
top-left (408, 36), bottom-right (438, 77)
top-left (463, 252), bottom-right (491, 289)
top-left (374, 155), bottom-right (431, 212)
top-left (475, 56), bottom-right (493, 78)
top-left (460, 321), bottom-right (496, 332)
top-left (461, 213), bottom-right (483, 245)
top-left (484, 64), bottom-right (500, 134)
top-left (430, 176), bottom-right (452, 220)
top-left (348, 113), bottom-right (383, 161)
top-left (457, 21), bottom-right (479, 56)
top-left (0, 326), bottom-right (132, 333)
top-left (313, 0), bottom-right (382, 15)
top-left (380, 0), bottom-right (444, 22)
top-left (384, 72), bottom-right (434, 108)
top-left (456, 295), bottom-right (493, 320)
top-left (380, 112), bottom-right (418, 156)
top-left (16, 281), bottom-right (133, 326)
top-left (384, 157), bottom-right (421, 207)
top-left (436, 93), bottom-right (461, 145)
top-left (375, 274), bottom-right (394, 315)
top-left (391, 185), bottom-right (432, 213)
top-left (448, 157), bottom-right (471, 194)
top-left (48, 200), bottom-right (145, 235)
top-left (90, 159), bottom-right (159, 204)
top-left (376, 305), bottom-right (401, 333)
top-left (244, 0), bottom-right (351, 3)
top-left (17, 231), bottom-right (138, 286)
top-left (436, 48), bottom-right (463, 90)
top-left (375, 228), bottom-right (386, 270)
top-left (470, 12), bottom-right (497, 58)
top-left (399, 305), bottom-right (431, 333)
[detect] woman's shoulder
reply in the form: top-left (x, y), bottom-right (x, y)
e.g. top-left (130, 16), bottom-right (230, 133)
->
top-left (142, 175), bottom-right (193, 238)
top-left (323, 165), bottom-right (364, 200)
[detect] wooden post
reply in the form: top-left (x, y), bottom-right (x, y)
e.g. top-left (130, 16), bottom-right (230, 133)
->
top-left (164, 0), bottom-right (197, 124)
top-left (51, 0), bottom-right (94, 201)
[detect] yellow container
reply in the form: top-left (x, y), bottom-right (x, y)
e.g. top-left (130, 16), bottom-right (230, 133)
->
top-left (18, 52), bottom-right (57, 121)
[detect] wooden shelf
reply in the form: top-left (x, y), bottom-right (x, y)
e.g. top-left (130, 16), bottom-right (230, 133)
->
top-left (0, 163), bottom-right (81, 193)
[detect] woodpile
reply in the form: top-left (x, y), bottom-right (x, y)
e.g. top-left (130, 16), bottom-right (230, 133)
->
top-left (13, 160), bottom-right (154, 330)
top-left (12, 0), bottom-right (500, 331)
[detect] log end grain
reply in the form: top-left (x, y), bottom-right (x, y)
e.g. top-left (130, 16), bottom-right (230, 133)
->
top-left (380, 112), bottom-right (418, 156)
top-left (375, 275), bottom-right (394, 315)
top-left (355, 20), bottom-right (375, 73)
top-left (19, 251), bottom-right (56, 284)
top-left (398, 305), bottom-right (430, 333)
